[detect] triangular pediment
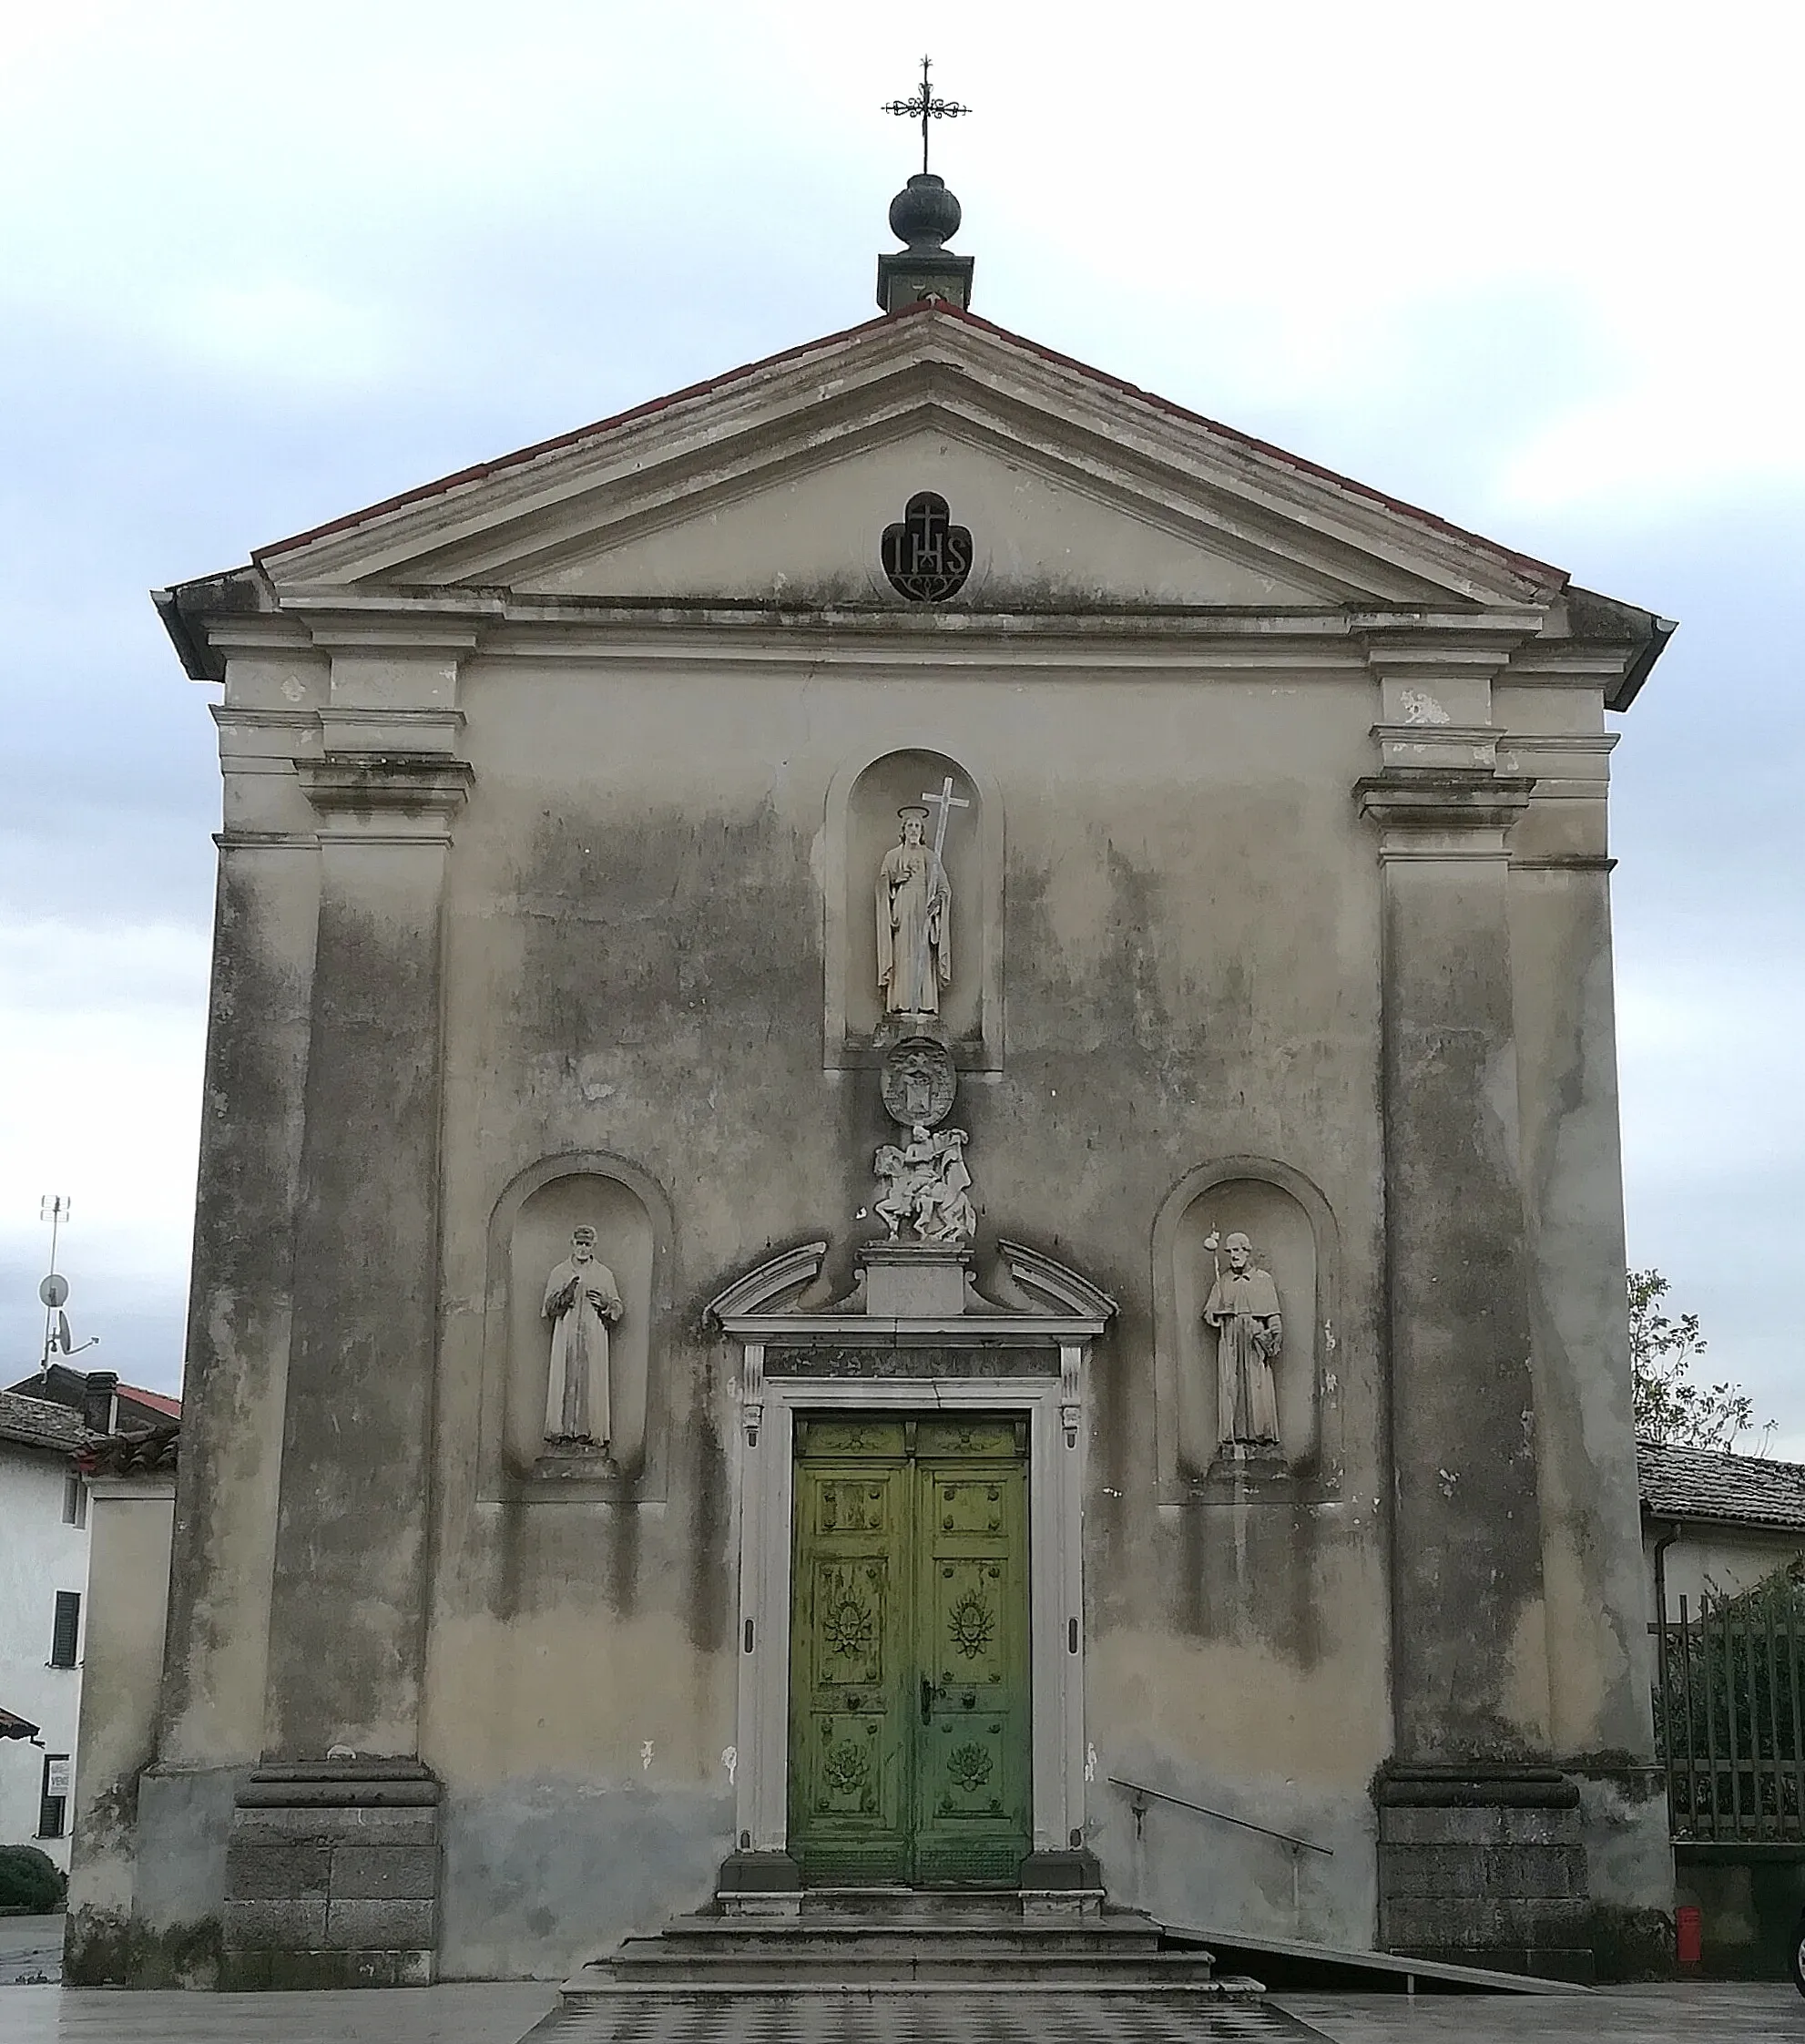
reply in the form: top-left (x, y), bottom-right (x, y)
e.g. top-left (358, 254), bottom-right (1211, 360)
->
top-left (255, 305), bottom-right (1565, 614)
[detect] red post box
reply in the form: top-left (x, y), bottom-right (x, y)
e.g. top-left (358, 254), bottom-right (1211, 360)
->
top-left (1676, 1904), bottom-right (1703, 1967)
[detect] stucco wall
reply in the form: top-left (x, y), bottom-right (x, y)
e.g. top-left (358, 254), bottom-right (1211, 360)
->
top-left (407, 654), bottom-right (1392, 1967)
top-left (1647, 1523), bottom-right (1805, 1620)
top-left (63, 1477), bottom-right (178, 1979)
top-left (0, 1442), bottom-right (87, 1872)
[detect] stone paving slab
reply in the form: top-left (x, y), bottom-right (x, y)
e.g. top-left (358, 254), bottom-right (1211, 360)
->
top-left (0, 1982), bottom-right (554, 2043)
top-left (1277, 1984), bottom-right (1801, 2043)
top-left (527, 1996), bottom-right (1318, 2042)
top-left (0, 1982), bottom-right (1798, 2044)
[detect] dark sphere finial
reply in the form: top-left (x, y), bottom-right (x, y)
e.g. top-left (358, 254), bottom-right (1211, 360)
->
top-left (889, 173), bottom-right (962, 252)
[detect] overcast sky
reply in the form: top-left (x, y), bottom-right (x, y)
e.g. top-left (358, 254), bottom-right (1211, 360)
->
top-left (1, 0), bottom-right (1799, 1445)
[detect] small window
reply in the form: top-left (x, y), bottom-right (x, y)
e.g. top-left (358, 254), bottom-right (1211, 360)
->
top-left (49, 1590), bottom-right (80, 1668)
top-left (37, 1753), bottom-right (70, 1839)
top-left (62, 1472), bottom-right (87, 1528)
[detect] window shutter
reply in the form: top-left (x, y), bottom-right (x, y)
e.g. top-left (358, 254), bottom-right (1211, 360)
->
top-left (50, 1590), bottom-right (80, 1668)
top-left (37, 1753), bottom-right (69, 1839)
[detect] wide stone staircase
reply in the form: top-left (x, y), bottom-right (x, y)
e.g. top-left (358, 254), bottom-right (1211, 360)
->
top-left (560, 1888), bottom-right (1264, 2002)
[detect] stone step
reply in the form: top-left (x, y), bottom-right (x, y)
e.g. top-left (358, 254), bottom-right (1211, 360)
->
top-left (612, 1943), bottom-right (1204, 1977)
top-left (644, 1915), bottom-right (1165, 1956)
top-left (559, 1890), bottom-right (1269, 2004)
top-left (566, 1961), bottom-right (1263, 1999)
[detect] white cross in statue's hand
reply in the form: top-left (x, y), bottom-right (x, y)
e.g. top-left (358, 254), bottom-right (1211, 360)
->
top-left (920, 775), bottom-right (971, 873)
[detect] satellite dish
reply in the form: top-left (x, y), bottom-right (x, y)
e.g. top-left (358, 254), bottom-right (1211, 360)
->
top-left (39, 1274), bottom-right (68, 1309)
top-left (56, 1313), bottom-right (72, 1354)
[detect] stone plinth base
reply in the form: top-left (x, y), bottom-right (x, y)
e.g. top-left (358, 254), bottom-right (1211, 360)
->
top-left (714, 1848), bottom-right (802, 1919)
top-left (534, 1441), bottom-right (618, 1479)
top-left (1207, 1442), bottom-right (1290, 1485)
top-left (1376, 1763), bottom-right (1592, 1981)
top-left (858, 1242), bottom-right (973, 1317)
top-left (1020, 1846), bottom-right (1105, 1919)
top-left (221, 1760), bottom-right (441, 1988)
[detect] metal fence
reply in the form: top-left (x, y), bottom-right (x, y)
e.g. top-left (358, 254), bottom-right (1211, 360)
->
top-left (1654, 1578), bottom-right (1805, 1842)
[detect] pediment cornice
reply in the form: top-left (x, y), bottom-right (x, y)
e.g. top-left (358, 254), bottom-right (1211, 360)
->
top-left (240, 588), bottom-right (1561, 680)
top-left (246, 309), bottom-right (1568, 614)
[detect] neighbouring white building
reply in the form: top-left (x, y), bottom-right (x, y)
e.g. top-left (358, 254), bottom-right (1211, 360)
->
top-left (0, 1390), bottom-right (90, 1872)
top-left (1640, 1440), bottom-right (1805, 1619)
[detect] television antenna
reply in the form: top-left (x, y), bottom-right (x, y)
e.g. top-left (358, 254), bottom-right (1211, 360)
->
top-left (37, 1195), bottom-right (98, 1370)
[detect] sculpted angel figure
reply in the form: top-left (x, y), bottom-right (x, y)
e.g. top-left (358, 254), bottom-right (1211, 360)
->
top-left (542, 1226), bottom-right (624, 1446)
top-left (876, 807), bottom-right (951, 1016)
top-left (1202, 1231), bottom-right (1282, 1448)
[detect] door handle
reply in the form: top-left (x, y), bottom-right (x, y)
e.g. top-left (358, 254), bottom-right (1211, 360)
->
top-left (921, 1676), bottom-right (933, 1724)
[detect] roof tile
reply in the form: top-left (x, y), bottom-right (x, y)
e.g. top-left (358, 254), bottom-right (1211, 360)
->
top-left (1638, 1439), bottom-right (1805, 1533)
top-left (0, 1389), bottom-right (87, 1456)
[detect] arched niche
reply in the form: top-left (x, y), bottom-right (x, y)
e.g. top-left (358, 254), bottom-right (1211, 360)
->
top-left (1152, 1158), bottom-right (1341, 1499)
top-left (822, 744), bottom-right (1003, 1069)
top-left (479, 1152), bottom-right (672, 1500)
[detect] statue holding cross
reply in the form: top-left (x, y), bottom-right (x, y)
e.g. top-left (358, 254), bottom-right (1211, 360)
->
top-left (876, 774), bottom-right (968, 1017)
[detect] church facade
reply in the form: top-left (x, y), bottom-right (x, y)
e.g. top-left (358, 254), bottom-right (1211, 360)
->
top-left (75, 198), bottom-right (1676, 1987)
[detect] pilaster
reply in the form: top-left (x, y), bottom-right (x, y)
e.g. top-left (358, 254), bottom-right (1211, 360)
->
top-left (1359, 731), bottom-right (1592, 1975)
top-left (224, 742), bottom-right (467, 1987)
top-left (262, 753), bottom-right (469, 1761)
top-left (158, 703), bottom-right (321, 1771)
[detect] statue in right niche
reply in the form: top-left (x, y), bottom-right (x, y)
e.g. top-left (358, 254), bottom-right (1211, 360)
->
top-left (876, 806), bottom-right (952, 1016)
top-left (1202, 1231), bottom-right (1282, 1450)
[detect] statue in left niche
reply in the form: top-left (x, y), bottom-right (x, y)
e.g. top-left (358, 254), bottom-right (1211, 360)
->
top-left (542, 1226), bottom-right (624, 1449)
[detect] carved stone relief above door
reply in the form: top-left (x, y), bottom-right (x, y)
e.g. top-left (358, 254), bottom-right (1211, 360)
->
top-left (822, 745), bottom-right (1003, 1070)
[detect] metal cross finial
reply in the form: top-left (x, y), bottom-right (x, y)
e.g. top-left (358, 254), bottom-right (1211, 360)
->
top-left (882, 56), bottom-right (971, 177)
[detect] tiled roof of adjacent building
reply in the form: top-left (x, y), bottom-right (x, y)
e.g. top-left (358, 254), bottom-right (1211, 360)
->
top-left (118, 1384), bottom-right (181, 1421)
top-left (79, 1422), bottom-right (179, 1480)
top-left (1638, 1439), bottom-right (1805, 1533)
top-left (0, 1388), bottom-right (87, 1455)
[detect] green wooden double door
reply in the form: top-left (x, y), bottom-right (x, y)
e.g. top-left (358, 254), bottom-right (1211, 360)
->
top-left (788, 1415), bottom-right (1032, 1886)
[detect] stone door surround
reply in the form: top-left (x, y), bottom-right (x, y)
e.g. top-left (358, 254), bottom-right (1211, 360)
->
top-left (706, 1240), bottom-right (1115, 1885)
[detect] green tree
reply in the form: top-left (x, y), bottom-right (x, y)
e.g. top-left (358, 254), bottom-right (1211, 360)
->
top-left (1629, 1266), bottom-right (1759, 1449)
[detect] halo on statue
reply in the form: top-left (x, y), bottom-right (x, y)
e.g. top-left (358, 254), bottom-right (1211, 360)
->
top-left (880, 1034), bottom-right (957, 1129)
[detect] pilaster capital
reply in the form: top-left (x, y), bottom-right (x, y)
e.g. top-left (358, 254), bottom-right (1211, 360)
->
top-left (1355, 767), bottom-right (1534, 862)
top-left (1358, 616), bottom-right (1542, 740)
top-left (298, 753), bottom-right (474, 843)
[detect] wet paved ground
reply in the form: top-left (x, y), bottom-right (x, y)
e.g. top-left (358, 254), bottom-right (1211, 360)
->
top-left (0, 1981), bottom-right (1797, 2043)
top-left (0, 1980), bottom-right (554, 2042)
top-left (1282, 1985), bottom-right (1802, 2041)
top-left (528, 1997), bottom-right (1316, 2042)
top-left (0, 1922), bottom-right (62, 1989)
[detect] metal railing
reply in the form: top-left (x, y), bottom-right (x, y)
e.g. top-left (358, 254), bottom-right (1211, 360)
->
top-left (1106, 1776), bottom-right (1332, 1856)
top-left (1654, 1579), bottom-right (1805, 1843)
top-left (1108, 1775), bottom-right (1331, 1932)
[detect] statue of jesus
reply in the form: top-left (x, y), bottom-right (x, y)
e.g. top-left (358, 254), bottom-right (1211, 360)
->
top-left (542, 1226), bottom-right (624, 1447)
top-left (876, 807), bottom-right (952, 1016)
top-left (1202, 1232), bottom-right (1282, 1449)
